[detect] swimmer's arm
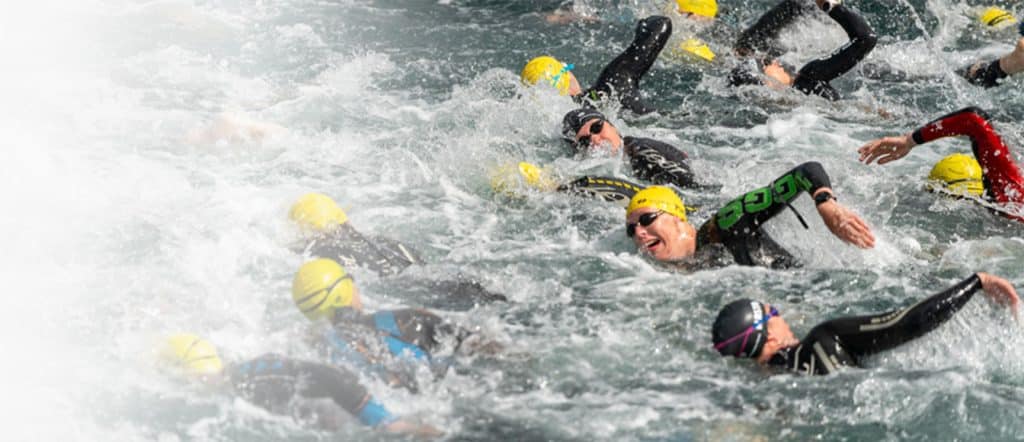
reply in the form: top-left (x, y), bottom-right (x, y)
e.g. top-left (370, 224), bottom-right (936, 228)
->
top-left (715, 161), bottom-right (830, 232)
top-left (556, 176), bottom-right (644, 207)
top-left (825, 273), bottom-right (1017, 357)
top-left (859, 107), bottom-right (995, 165)
top-left (735, 0), bottom-right (813, 55)
top-left (357, 394), bottom-right (443, 437)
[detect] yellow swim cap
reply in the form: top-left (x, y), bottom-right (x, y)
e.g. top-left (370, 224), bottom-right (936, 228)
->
top-left (676, 0), bottom-right (718, 18)
top-left (490, 161), bottom-right (559, 195)
top-left (289, 193), bottom-right (349, 233)
top-left (626, 186), bottom-right (688, 222)
top-left (521, 56), bottom-right (573, 95)
top-left (292, 258), bottom-right (355, 321)
top-left (927, 153), bottom-right (985, 197)
top-left (674, 38), bottom-right (716, 62)
top-left (978, 7), bottom-right (1018, 28)
top-left (163, 334), bottom-right (224, 376)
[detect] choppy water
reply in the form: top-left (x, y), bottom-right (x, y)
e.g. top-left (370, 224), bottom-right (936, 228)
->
top-left (4, 0), bottom-right (1024, 440)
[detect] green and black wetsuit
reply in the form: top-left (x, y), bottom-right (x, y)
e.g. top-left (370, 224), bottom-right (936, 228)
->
top-left (768, 275), bottom-right (987, 375)
top-left (684, 161), bottom-right (833, 269)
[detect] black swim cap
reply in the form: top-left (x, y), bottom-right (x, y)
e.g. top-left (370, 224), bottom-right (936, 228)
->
top-left (561, 107), bottom-right (606, 141)
top-left (711, 299), bottom-right (768, 358)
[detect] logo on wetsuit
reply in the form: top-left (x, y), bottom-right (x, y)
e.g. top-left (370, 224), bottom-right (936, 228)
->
top-left (716, 172), bottom-right (812, 230)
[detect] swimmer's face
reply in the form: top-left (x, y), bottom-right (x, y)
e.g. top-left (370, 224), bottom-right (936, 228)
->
top-left (626, 207), bottom-right (691, 261)
top-left (567, 72), bottom-right (582, 96)
top-left (757, 303), bottom-right (797, 363)
top-left (574, 118), bottom-right (623, 153)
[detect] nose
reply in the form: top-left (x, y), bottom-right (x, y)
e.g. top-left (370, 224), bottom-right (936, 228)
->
top-left (632, 224), bottom-right (653, 243)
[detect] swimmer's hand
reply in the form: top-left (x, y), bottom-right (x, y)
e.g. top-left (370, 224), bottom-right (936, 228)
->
top-left (815, 193), bottom-right (875, 249)
top-left (858, 134), bottom-right (915, 165)
top-left (383, 419), bottom-right (444, 438)
top-left (977, 272), bottom-right (1021, 322)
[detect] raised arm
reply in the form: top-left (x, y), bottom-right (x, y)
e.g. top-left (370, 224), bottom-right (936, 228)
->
top-left (735, 0), bottom-right (815, 56)
top-left (808, 273), bottom-right (1019, 360)
top-left (715, 162), bottom-right (874, 248)
top-left (588, 16), bottom-right (672, 114)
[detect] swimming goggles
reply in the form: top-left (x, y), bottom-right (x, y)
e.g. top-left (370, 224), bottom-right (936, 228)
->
top-left (551, 63), bottom-right (574, 87)
top-left (626, 210), bottom-right (664, 237)
top-left (713, 305), bottom-right (779, 356)
top-left (574, 118), bottom-right (605, 149)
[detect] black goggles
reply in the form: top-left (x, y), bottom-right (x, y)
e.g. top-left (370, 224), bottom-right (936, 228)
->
top-left (574, 118), bottom-right (606, 149)
top-left (626, 211), bottom-right (663, 237)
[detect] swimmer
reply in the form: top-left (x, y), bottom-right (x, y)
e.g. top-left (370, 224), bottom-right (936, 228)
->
top-left (160, 334), bottom-right (442, 436)
top-left (522, 15), bottom-right (672, 114)
top-left (292, 259), bottom-right (497, 387)
top-left (858, 107), bottom-right (1024, 222)
top-left (625, 162), bottom-right (874, 270)
top-left (711, 272), bottom-right (1020, 375)
top-left (561, 108), bottom-right (709, 190)
top-left (490, 161), bottom-right (644, 207)
top-left (289, 193), bottom-right (506, 307)
top-left (961, 22), bottom-right (1024, 88)
top-left (729, 0), bottom-right (877, 101)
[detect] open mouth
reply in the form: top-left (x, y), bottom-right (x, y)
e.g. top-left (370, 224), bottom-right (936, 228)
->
top-left (644, 238), bottom-right (662, 252)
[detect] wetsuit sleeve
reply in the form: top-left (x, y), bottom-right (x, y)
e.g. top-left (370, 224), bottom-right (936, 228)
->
top-left (714, 161), bottom-right (832, 233)
top-left (735, 0), bottom-right (814, 56)
top-left (807, 274), bottom-right (984, 361)
top-left (312, 224), bottom-right (418, 276)
top-left (961, 59), bottom-right (1008, 88)
top-left (586, 16), bottom-right (671, 114)
top-left (624, 137), bottom-right (700, 189)
top-left (556, 176), bottom-right (644, 207)
top-left (231, 355), bottom-right (383, 424)
top-left (910, 107), bottom-right (1024, 205)
top-left (792, 3), bottom-right (877, 101)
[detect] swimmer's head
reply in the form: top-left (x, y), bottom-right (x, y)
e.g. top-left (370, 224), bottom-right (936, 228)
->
top-left (490, 161), bottom-right (559, 196)
top-left (626, 186), bottom-right (687, 222)
top-left (561, 108), bottom-right (606, 141)
top-left (675, 0), bottom-right (718, 18)
top-left (927, 153), bottom-right (985, 197)
top-left (292, 258), bottom-right (359, 321)
top-left (521, 56), bottom-right (578, 95)
top-left (978, 7), bottom-right (1018, 29)
top-left (711, 299), bottom-right (774, 359)
top-left (561, 108), bottom-right (624, 152)
top-left (289, 193), bottom-right (349, 233)
top-left (162, 333), bottom-right (224, 376)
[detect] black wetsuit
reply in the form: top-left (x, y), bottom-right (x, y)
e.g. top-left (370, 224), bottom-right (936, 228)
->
top-left (557, 175), bottom-right (643, 207)
top-left (623, 136), bottom-right (700, 189)
top-left (303, 224), bottom-right (420, 277)
top-left (302, 224), bottom-right (507, 308)
top-left (577, 16), bottom-right (672, 114)
top-left (227, 354), bottom-right (396, 427)
top-left (684, 161), bottom-right (833, 270)
top-left (731, 0), bottom-right (877, 100)
top-left (768, 274), bottom-right (986, 375)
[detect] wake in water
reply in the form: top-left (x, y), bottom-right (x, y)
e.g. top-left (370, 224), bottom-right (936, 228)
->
top-left (5, 0), bottom-right (1024, 440)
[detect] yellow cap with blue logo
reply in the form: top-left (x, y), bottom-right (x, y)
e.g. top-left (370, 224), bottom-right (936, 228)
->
top-left (521, 56), bottom-right (574, 95)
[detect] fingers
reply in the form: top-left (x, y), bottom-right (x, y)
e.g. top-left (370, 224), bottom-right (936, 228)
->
top-left (840, 213), bottom-right (875, 249)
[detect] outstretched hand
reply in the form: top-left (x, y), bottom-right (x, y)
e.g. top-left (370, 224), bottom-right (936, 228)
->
top-left (977, 272), bottom-right (1021, 322)
top-left (817, 199), bottom-right (875, 249)
top-left (858, 134), bottom-right (915, 165)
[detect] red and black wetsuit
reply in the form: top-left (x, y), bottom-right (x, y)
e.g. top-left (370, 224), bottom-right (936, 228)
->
top-left (910, 107), bottom-right (1024, 221)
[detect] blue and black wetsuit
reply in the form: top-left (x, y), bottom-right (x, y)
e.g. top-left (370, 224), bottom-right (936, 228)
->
top-left (731, 0), bottom-right (877, 100)
top-left (688, 161), bottom-right (833, 269)
top-left (228, 354), bottom-right (397, 428)
top-left (316, 307), bottom-right (465, 389)
top-left (578, 16), bottom-right (672, 114)
top-left (768, 275), bottom-right (986, 375)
